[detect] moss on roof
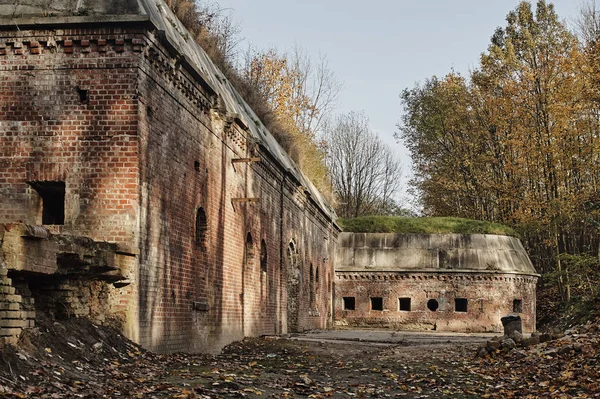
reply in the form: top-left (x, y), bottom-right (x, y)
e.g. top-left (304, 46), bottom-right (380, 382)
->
top-left (336, 216), bottom-right (518, 237)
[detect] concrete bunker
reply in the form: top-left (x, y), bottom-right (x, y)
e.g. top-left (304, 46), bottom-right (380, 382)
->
top-left (334, 233), bottom-right (539, 333)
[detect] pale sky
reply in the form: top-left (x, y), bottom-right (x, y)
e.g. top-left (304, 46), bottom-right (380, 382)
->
top-left (215, 0), bottom-right (583, 206)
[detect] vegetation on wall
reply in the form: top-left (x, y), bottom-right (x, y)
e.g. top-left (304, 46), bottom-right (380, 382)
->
top-left (398, 0), bottom-right (600, 316)
top-left (163, 0), bottom-right (338, 200)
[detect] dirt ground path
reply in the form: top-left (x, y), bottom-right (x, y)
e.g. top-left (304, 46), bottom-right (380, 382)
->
top-left (172, 330), bottom-right (494, 398)
top-left (4, 318), bottom-right (599, 397)
top-left (0, 322), bottom-right (505, 398)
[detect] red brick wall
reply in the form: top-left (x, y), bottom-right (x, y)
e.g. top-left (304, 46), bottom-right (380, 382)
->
top-left (0, 28), bottom-right (140, 245)
top-left (133, 30), bottom-right (336, 352)
top-left (335, 272), bottom-right (537, 333)
top-left (0, 24), bottom-right (338, 353)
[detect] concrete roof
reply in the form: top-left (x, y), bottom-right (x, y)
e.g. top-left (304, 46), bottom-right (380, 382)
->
top-left (0, 0), bottom-right (336, 220)
top-left (336, 233), bottom-right (538, 275)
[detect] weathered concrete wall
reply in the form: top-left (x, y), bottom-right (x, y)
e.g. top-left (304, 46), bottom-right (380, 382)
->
top-left (337, 233), bottom-right (535, 274)
top-left (335, 233), bottom-right (538, 333)
top-left (0, 0), bottom-right (338, 353)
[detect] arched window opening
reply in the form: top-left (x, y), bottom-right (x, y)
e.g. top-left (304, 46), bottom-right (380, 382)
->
top-left (195, 207), bottom-right (207, 250)
top-left (286, 239), bottom-right (301, 333)
top-left (287, 241), bottom-right (297, 264)
top-left (260, 240), bottom-right (267, 273)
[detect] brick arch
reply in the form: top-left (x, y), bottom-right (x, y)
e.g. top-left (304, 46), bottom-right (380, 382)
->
top-left (195, 207), bottom-right (207, 250)
top-left (242, 232), bottom-right (255, 336)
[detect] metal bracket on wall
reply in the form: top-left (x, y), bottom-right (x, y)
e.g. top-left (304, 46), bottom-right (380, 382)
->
top-left (232, 198), bottom-right (259, 204)
top-left (232, 157), bottom-right (261, 164)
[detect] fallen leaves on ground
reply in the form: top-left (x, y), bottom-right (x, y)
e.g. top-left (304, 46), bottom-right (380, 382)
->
top-left (468, 319), bottom-right (600, 398)
top-left (1, 315), bottom-right (599, 398)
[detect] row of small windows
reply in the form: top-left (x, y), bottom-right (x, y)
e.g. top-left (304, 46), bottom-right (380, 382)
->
top-left (343, 297), bottom-right (524, 313)
top-left (342, 297), bottom-right (465, 312)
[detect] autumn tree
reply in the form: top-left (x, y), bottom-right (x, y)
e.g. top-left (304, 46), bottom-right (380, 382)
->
top-left (162, 2), bottom-right (342, 199)
top-left (325, 112), bottom-right (403, 218)
top-left (399, 73), bottom-right (492, 219)
top-left (241, 47), bottom-right (341, 197)
top-left (399, 1), bottom-right (600, 301)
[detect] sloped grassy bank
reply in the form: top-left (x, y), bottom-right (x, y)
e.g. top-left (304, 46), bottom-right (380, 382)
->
top-left (337, 216), bottom-right (518, 236)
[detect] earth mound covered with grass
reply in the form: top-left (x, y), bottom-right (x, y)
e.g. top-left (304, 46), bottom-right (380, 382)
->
top-left (337, 216), bottom-right (518, 236)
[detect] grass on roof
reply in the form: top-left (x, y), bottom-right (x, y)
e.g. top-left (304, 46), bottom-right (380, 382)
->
top-left (336, 216), bottom-right (518, 236)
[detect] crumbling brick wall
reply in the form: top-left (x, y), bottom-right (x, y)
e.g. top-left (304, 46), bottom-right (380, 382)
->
top-left (134, 33), bottom-right (336, 352)
top-left (0, 226), bottom-right (36, 344)
top-left (0, 223), bottom-right (133, 344)
top-left (335, 272), bottom-right (537, 333)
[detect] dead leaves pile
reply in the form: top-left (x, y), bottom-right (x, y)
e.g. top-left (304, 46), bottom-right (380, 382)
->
top-left (0, 320), bottom-right (486, 398)
top-left (468, 320), bottom-right (600, 398)
top-left (2, 316), bottom-right (599, 398)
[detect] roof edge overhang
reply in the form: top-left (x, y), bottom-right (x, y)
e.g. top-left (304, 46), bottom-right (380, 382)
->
top-left (0, 15), bottom-right (219, 99)
top-left (335, 269), bottom-right (541, 278)
top-left (0, 14), bottom-right (149, 27)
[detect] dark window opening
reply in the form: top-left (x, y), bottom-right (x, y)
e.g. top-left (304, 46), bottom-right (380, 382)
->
top-left (76, 86), bottom-right (89, 104)
top-left (513, 299), bottom-right (523, 313)
top-left (343, 297), bottom-right (355, 310)
top-left (29, 181), bottom-right (65, 225)
top-left (315, 266), bottom-right (320, 283)
top-left (194, 161), bottom-right (200, 171)
top-left (371, 297), bottom-right (383, 311)
top-left (427, 299), bottom-right (439, 312)
top-left (309, 264), bottom-right (315, 307)
top-left (245, 233), bottom-right (254, 269)
top-left (399, 297), bottom-right (411, 311)
top-left (455, 298), bottom-right (468, 312)
top-left (260, 240), bottom-right (267, 272)
top-left (195, 207), bottom-right (207, 250)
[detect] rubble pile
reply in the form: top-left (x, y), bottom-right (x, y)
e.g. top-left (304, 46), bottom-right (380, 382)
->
top-left (471, 319), bottom-right (600, 397)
